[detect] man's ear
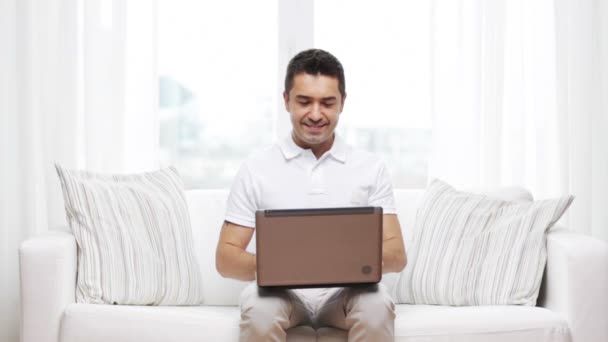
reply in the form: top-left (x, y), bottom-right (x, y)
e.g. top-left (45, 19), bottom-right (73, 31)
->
top-left (283, 91), bottom-right (290, 112)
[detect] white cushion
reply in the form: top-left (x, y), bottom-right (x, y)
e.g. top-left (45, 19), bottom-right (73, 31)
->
top-left (59, 303), bottom-right (569, 342)
top-left (60, 304), bottom-right (240, 342)
top-left (59, 304), bottom-right (316, 342)
top-left (394, 179), bottom-right (574, 305)
top-left (393, 304), bottom-right (570, 342)
top-left (55, 165), bottom-right (203, 305)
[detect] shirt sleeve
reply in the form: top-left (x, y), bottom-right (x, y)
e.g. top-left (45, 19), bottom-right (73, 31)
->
top-left (224, 163), bottom-right (258, 228)
top-left (368, 162), bottom-right (397, 214)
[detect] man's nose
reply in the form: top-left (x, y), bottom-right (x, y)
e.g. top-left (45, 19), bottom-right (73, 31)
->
top-left (309, 103), bottom-right (322, 121)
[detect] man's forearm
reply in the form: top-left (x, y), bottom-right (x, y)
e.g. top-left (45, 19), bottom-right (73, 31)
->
top-left (216, 243), bottom-right (257, 281)
top-left (382, 237), bottom-right (407, 273)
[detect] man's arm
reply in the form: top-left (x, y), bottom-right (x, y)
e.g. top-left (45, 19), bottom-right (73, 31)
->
top-left (382, 214), bottom-right (407, 273)
top-left (215, 221), bottom-right (256, 281)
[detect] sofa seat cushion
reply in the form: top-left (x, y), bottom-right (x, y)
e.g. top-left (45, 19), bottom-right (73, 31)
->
top-left (394, 304), bottom-right (571, 342)
top-left (60, 304), bottom-right (238, 342)
top-left (60, 304), bottom-right (317, 342)
top-left (60, 303), bottom-right (570, 342)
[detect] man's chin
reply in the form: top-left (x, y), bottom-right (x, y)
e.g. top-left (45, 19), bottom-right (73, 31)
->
top-left (293, 129), bottom-right (334, 147)
top-left (301, 134), bottom-right (330, 146)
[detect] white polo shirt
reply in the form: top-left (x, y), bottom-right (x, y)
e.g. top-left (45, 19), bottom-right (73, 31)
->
top-left (225, 134), bottom-right (397, 228)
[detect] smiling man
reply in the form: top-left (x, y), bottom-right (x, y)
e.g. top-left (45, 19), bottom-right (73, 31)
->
top-left (215, 49), bottom-right (407, 342)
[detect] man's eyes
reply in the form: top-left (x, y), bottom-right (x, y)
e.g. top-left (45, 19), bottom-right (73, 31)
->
top-left (297, 101), bottom-right (335, 107)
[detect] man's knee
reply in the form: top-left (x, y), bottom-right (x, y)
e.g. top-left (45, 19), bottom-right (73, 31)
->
top-left (346, 284), bottom-right (396, 324)
top-left (239, 283), bottom-right (293, 337)
top-left (240, 310), bottom-right (286, 340)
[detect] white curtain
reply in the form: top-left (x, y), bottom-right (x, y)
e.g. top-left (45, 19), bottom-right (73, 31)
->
top-left (1, 0), bottom-right (606, 341)
top-left (0, 0), bottom-right (158, 341)
top-left (428, 0), bottom-right (608, 241)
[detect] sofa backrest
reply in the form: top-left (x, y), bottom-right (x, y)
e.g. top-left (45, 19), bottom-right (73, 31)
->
top-left (187, 187), bottom-right (532, 306)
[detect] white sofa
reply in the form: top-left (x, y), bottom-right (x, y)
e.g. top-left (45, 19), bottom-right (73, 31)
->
top-left (20, 189), bottom-right (608, 342)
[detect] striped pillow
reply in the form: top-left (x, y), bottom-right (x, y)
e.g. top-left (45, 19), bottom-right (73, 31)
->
top-left (394, 179), bottom-right (573, 306)
top-left (55, 165), bottom-right (203, 305)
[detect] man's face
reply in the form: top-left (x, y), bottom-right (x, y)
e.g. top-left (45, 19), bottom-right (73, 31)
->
top-left (284, 73), bottom-right (345, 149)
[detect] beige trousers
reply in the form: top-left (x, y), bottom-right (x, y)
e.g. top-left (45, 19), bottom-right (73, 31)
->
top-left (239, 282), bottom-right (395, 342)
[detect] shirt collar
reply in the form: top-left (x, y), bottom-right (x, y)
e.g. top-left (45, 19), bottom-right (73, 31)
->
top-left (278, 133), bottom-right (348, 163)
top-left (327, 135), bottom-right (348, 163)
top-left (278, 134), bottom-right (304, 160)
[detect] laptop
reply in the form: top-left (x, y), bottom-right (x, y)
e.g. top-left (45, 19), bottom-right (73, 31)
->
top-left (255, 206), bottom-right (383, 288)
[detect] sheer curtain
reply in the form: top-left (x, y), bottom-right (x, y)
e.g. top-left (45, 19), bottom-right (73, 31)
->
top-left (428, 0), bottom-right (608, 241)
top-left (1, 0), bottom-right (607, 341)
top-left (0, 0), bottom-right (158, 341)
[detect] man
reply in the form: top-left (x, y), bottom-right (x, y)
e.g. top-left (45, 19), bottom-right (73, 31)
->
top-left (215, 49), bottom-right (407, 342)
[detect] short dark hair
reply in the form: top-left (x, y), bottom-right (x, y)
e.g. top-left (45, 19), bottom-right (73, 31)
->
top-left (284, 49), bottom-right (346, 99)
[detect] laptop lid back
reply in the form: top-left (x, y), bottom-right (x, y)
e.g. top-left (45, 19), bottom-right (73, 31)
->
top-left (255, 206), bottom-right (383, 288)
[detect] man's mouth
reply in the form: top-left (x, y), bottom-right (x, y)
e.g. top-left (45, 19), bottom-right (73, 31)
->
top-left (303, 123), bottom-right (327, 133)
top-left (303, 123), bottom-right (327, 128)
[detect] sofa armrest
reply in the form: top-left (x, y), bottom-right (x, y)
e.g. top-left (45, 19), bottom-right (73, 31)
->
top-left (19, 231), bottom-right (77, 342)
top-left (538, 228), bottom-right (608, 342)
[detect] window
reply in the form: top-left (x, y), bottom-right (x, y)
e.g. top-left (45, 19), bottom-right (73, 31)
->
top-left (314, 0), bottom-right (431, 188)
top-left (158, 0), bottom-right (278, 188)
top-left (158, 0), bottom-right (431, 189)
